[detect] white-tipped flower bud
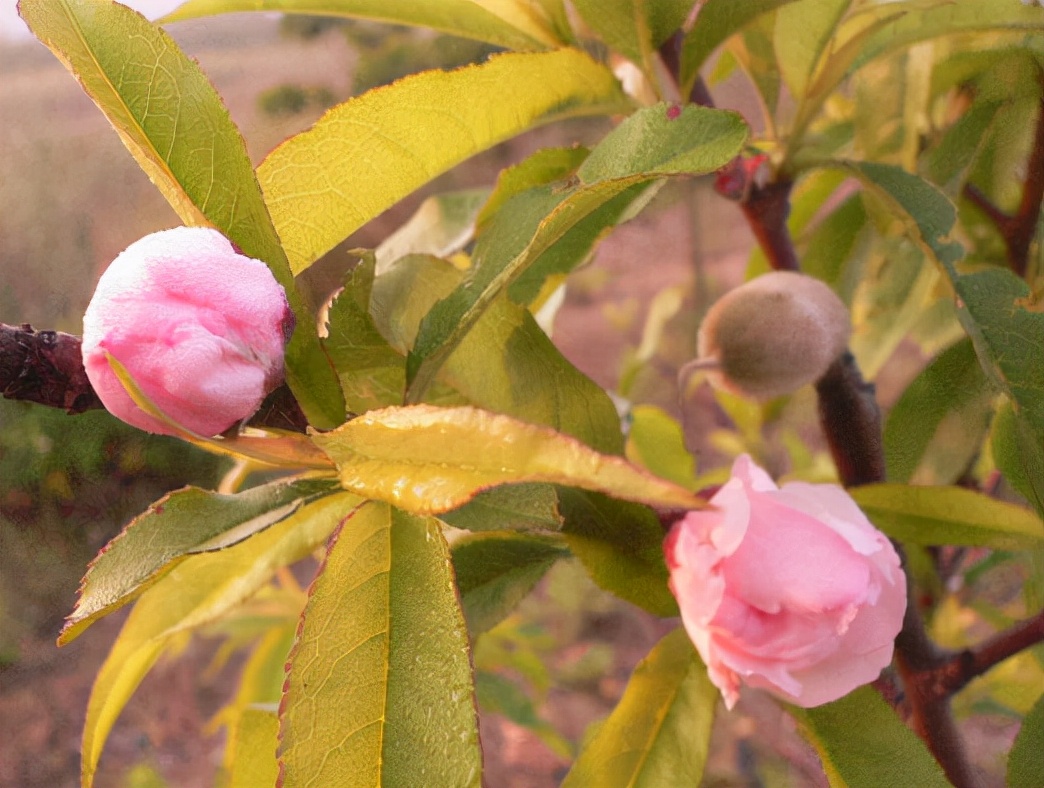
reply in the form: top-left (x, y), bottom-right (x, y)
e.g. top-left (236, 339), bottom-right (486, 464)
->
top-left (690, 271), bottom-right (850, 400)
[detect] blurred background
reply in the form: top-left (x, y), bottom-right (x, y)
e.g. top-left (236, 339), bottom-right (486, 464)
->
top-left (0, 8), bottom-right (853, 788)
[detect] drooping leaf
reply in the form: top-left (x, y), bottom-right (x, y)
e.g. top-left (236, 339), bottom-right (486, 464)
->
top-left (322, 257), bottom-right (409, 413)
top-left (562, 628), bottom-right (717, 788)
top-left (80, 492), bottom-right (355, 787)
top-left (991, 399), bottom-right (1044, 519)
top-left (19, 0), bottom-right (345, 428)
top-left (440, 483), bottom-right (562, 532)
top-left (1009, 692), bottom-right (1044, 788)
top-left (774, 0), bottom-right (852, 99)
top-left (257, 49), bottom-right (630, 274)
top-left (310, 405), bottom-right (705, 515)
top-left (825, 160), bottom-right (964, 268)
top-left (851, 484), bottom-right (1043, 550)
top-left (61, 478), bottom-right (337, 644)
top-left (371, 254), bottom-right (625, 453)
top-left (796, 685), bottom-right (951, 788)
top-left (162, 0), bottom-right (561, 51)
top-left (626, 405), bottom-right (698, 489)
top-left (884, 339), bottom-right (993, 485)
top-left (558, 489), bottom-right (678, 617)
top-left (679, 0), bottom-right (801, 91)
top-left (407, 103), bottom-right (748, 399)
top-left (279, 503), bottom-right (482, 787)
top-left (228, 706), bottom-right (280, 788)
top-left (572, 0), bottom-right (693, 65)
top-left (374, 188), bottom-right (490, 272)
top-left (451, 531), bottom-right (570, 633)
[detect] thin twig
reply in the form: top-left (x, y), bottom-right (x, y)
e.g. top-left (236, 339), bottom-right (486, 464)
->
top-left (935, 609), bottom-right (1044, 697)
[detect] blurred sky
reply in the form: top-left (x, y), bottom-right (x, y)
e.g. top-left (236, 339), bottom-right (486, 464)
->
top-left (0, 1), bottom-right (184, 40)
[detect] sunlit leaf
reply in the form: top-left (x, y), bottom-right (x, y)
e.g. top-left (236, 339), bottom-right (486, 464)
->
top-left (407, 103), bottom-right (748, 399)
top-left (851, 484), bottom-right (1043, 550)
top-left (375, 188), bottom-right (490, 272)
top-left (60, 478), bottom-right (336, 645)
top-left (19, 0), bottom-right (345, 428)
top-left (884, 339), bottom-right (993, 485)
top-left (1009, 692), bottom-right (1044, 788)
top-left (626, 405), bottom-right (698, 489)
top-left (796, 685), bottom-right (951, 787)
top-left (680, 0), bottom-right (801, 92)
top-left (80, 492), bottom-right (355, 786)
top-left (257, 49), bottom-right (629, 274)
top-left (558, 489), bottom-right (678, 617)
top-left (476, 146), bottom-right (590, 230)
top-left (228, 706), bottom-right (280, 788)
top-left (279, 502), bottom-right (481, 787)
top-left (774, 0), bottom-right (852, 99)
top-left (451, 531), bottom-right (569, 633)
top-left (163, 0), bottom-right (561, 50)
top-left (310, 405), bottom-right (705, 515)
top-left (562, 628), bottom-right (716, 787)
top-left (572, 0), bottom-right (693, 65)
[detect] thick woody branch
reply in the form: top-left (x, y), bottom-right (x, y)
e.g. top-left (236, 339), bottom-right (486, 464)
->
top-left (0, 322), bottom-right (308, 432)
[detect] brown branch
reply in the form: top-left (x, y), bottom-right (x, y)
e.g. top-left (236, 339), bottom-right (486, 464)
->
top-left (961, 89), bottom-right (1044, 278)
top-left (934, 609), bottom-right (1044, 698)
top-left (1, 322), bottom-right (308, 432)
top-left (715, 157), bottom-right (800, 272)
top-left (812, 351), bottom-right (983, 787)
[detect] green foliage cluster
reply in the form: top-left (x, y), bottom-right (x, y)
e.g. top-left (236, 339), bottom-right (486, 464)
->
top-left (11, 0), bottom-right (1044, 786)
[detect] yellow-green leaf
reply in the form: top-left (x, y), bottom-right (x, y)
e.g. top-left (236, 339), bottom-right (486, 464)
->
top-left (279, 502), bottom-right (482, 787)
top-left (851, 484), bottom-right (1043, 551)
top-left (60, 478), bottom-right (336, 645)
top-left (80, 491), bottom-right (355, 787)
top-left (257, 49), bottom-right (630, 274)
top-left (228, 706), bottom-right (280, 788)
top-left (310, 405), bottom-right (705, 514)
top-left (773, 0), bottom-right (851, 99)
top-left (20, 0), bottom-right (345, 428)
top-left (163, 0), bottom-right (561, 51)
top-left (572, 0), bottom-right (692, 65)
top-left (562, 628), bottom-right (717, 787)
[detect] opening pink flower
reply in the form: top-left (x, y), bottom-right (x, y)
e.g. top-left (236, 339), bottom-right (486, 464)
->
top-left (665, 455), bottom-right (906, 708)
top-left (82, 227), bottom-right (293, 437)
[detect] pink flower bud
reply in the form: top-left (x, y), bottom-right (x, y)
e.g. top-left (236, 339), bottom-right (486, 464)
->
top-left (665, 455), bottom-right (906, 709)
top-left (82, 227), bottom-right (294, 437)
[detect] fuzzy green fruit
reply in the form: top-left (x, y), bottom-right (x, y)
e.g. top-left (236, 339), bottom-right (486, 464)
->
top-left (691, 271), bottom-right (851, 400)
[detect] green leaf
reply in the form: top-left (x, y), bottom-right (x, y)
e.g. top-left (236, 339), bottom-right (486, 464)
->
top-left (992, 399), bottom-right (1044, 519)
top-left (851, 484), bottom-right (1043, 550)
top-left (946, 268), bottom-right (1044, 446)
top-left (451, 531), bottom-right (569, 633)
top-left (800, 193), bottom-right (868, 293)
top-left (371, 254), bottom-right (625, 453)
top-left (440, 483), bottom-right (562, 532)
top-left (163, 0), bottom-right (561, 51)
top-left (680, 0), bottom-right (801, 91)
top-left (257, 49), bottom-right (629, 274)
top-left (228, 707), bottom-right (280, 788)
top-left (1009, 692), bottom-right (1044, 788)
top-left (558, 489), bottom-right (678, 617)
top-left (323, 257), bottom-right (409, 413)
top-left (475, 672), bottom-right (572, 757)
top-left (572, 0), bottom-right (692, 65)
top-left (407, 103), bottom-right (748, 400)
top-left (562, 628), bottom-right (717, 788)
top-left (79, 491), bottom-right (354, 787)
top-left (825, 160), bottom-right (964, 267)
top-left (375, 188), bottom-right (490, 271)
top-left (310, 405), bottom-right (705, 515)
top-left (625, 405), bottom-right (698, 489)
top-left (60, 477), bottom-right (336, 645)
top-left (279, 502), bottom-right (481, 787)
top-left (921, 99), bottom-right (1005, 198)
top-left (774, 0), bottom-right (852, 99)
top-left (476, 146), bottom-right (590, 230)
top-left (884, 339), bottom-right (993, 485)
top-left (19, 0), bottom-right (345, 428)
top-left (796, 685), bottom-right (951, 788)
